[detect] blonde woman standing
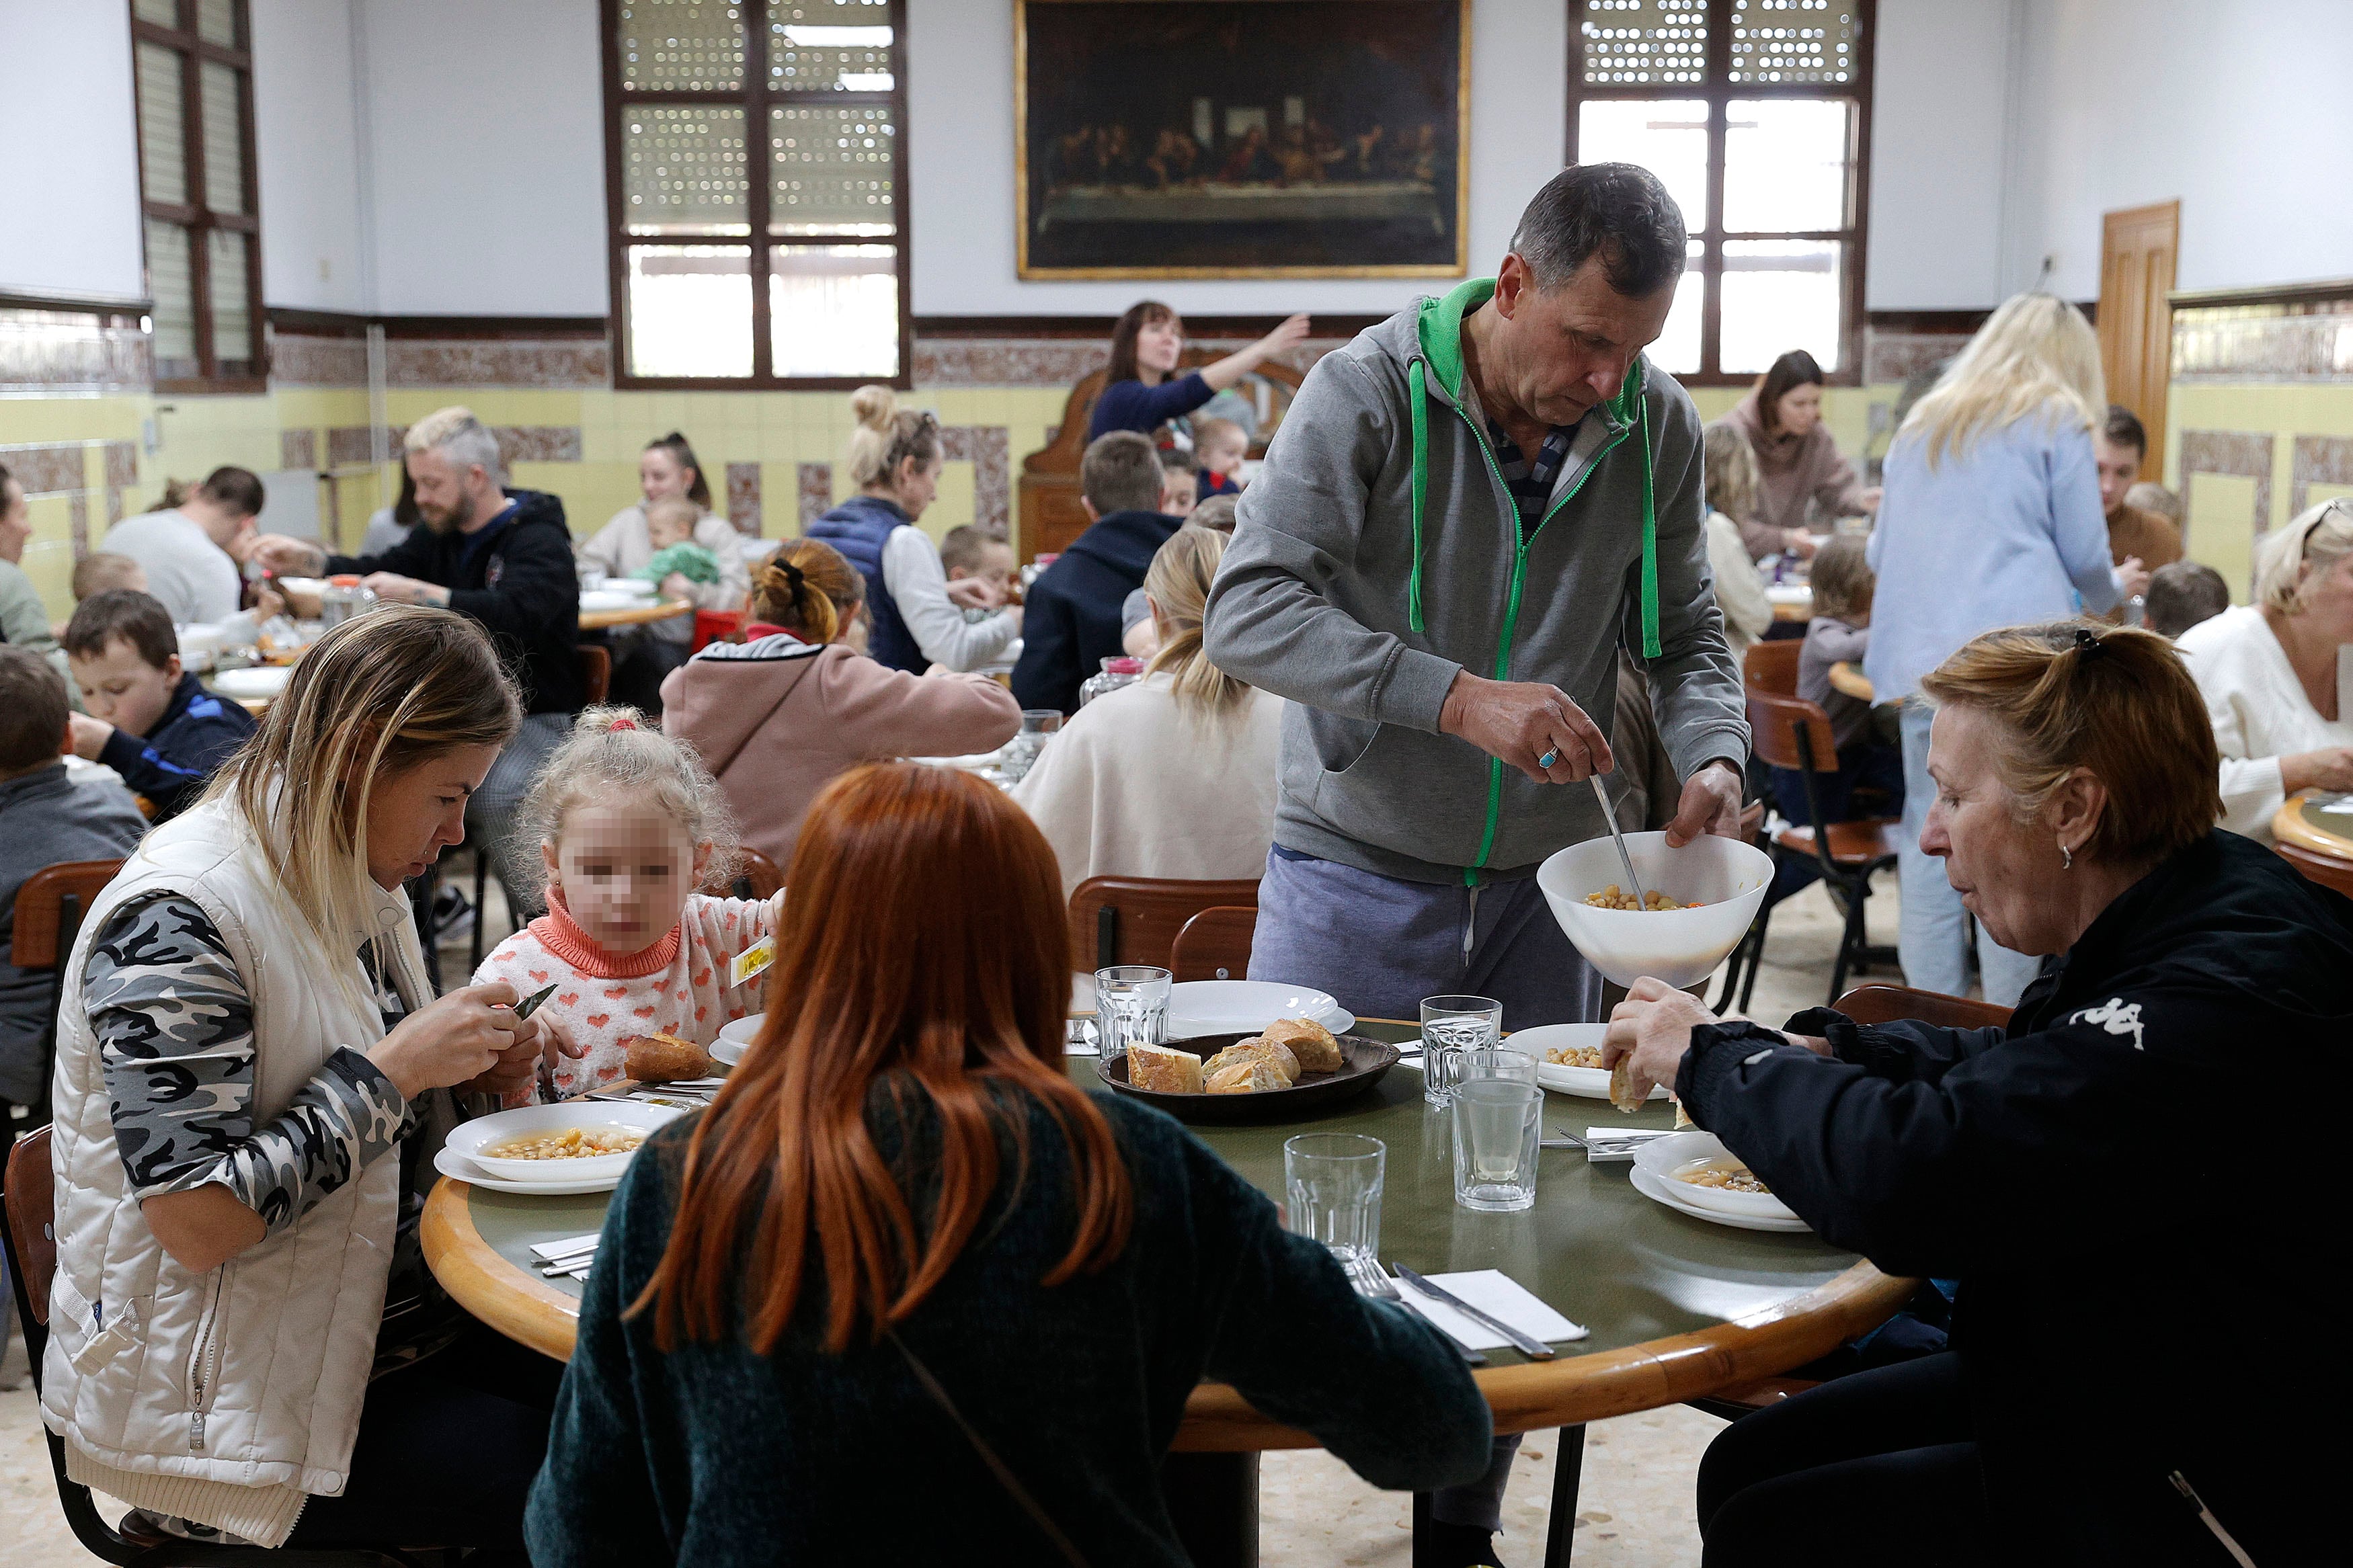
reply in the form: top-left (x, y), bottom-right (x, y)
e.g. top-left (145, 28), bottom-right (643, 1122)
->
top-left (42, 606), bottom-right (579, 1551)
top-left (1864, 294), bottom-right (2153, 1001)
top-left (1014, 524), bottom-right (1283, 902)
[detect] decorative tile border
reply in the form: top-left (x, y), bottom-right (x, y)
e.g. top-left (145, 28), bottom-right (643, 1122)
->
top-left (281, 428), bottom-right (318, 471)
top-left (324, 423), bottom-right (580, 468)
top-left (388, 339), bottom-right (610, 389)
top-left (2173, 297), bottom-right (2353, 384)
top-left (69, 493), bottom-right (89, 558)
top-left (910, 335), bottom-right (1351, 389)
top-left (2178, 429), bottom-right (2276, 540)
top-left (271, 332), bottom-right (369, 388)
top-left (2291, 435), bottom-right (2353, 519)
top-left (939, 425), bottom-right (1010, 538)
top-left (0, 308), bottom-right (152, 395)
top-left (327, 425), bottom-right (381, 469)
top-left (1, 439), bottom-right (134, 553)
top-left (725, 462), bottom-right (762, 536)
top-left (0, 442), bottom-right (93, 496)
top-left (1861, 329), bottom-right (1970, 386)
top-left (797, 462), bottom-right (834, 530)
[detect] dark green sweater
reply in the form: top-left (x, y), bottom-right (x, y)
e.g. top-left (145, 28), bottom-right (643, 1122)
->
top-left (526, 1086), bottom-right (1492, 1565)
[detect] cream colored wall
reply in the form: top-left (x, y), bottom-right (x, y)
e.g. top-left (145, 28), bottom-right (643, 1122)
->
top-left (2162, 382), bottom-right (2353, 603)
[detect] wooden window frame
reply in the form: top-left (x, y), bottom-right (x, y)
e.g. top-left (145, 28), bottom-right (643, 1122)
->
top-left (599, 0), bottom-right (913, 391)
top-left (1566, 0), bottom-right (1875, 388)
top-left (130, 0), bottom-right (266, 395)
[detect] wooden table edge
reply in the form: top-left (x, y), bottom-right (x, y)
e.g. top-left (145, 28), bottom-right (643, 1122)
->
top-left (2273, 790), bottom-right (2353, 860)
top-left (422, 1175), bottom-right (588, 1362)
top-left (579, 596), bottom-right (695, 630)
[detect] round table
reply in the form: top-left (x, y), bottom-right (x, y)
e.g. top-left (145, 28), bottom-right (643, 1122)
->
top-left (2271, 790), bottom-right (2353, 898)
top-left (578, 596), bottom-right (693, 630)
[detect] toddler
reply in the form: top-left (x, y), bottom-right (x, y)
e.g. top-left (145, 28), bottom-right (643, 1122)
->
top-left (1786, 535), bottom-right (1902, 825)
top-left (72, 552), bottom-right (148, 602)
top-left (475, 706), bottom-right (781, 1102)
top-left (633, 495), bottom-right (722, 586)
top-left (1193, 417), bottom-right (1248, 499)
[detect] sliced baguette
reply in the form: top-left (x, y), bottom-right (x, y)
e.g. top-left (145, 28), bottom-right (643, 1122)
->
top-left (1127, 1043), bottom-right (1205, 1094)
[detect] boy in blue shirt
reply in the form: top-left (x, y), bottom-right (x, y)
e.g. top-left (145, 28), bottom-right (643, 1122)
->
top-left (65, 588), bottom-right (255, 821)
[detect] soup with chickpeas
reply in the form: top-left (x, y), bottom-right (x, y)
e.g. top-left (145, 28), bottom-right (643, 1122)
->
top-left (483, 1126), bottom-right (648, 1161)
top-left (1583, 884), bottom-right (1706, 911)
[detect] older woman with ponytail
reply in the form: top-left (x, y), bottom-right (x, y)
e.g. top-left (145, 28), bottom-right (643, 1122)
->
top-left (660, 538), bottom-right (1020, 866)
top-left (1013, 524), bottom-right (1283, 901)
top-left (1603, 621), bottom-right (2352, 1567)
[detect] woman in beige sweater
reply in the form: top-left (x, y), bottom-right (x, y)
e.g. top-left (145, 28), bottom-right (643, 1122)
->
top-left (1720, 350), bottom-right (1880, 559)
top-left (660, 540), bottom-right (1021, 866)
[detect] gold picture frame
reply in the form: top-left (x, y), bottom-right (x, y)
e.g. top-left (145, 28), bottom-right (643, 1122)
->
top-left (1014, 0), bottom-right (1472, 280)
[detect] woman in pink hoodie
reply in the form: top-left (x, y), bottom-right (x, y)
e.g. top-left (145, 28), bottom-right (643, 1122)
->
top-left (660, 540), bottom-right (1022, 866)
top-left (1718, 349), bottom-right (1882, 560)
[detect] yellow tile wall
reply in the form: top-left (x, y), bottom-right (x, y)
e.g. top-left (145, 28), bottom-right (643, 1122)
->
top-left (2164, 382), bottom-right (2353, 600)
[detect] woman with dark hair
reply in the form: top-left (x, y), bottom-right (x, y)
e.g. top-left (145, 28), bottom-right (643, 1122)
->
top-left (1719, 349), bottom-right (1880, 560)
top-left (1085, 300), bottom-right (1312, 441)
top-left (577, 431), bottom-right (752, 712)
top-left (526, 761), bottom-right (1491, 1565)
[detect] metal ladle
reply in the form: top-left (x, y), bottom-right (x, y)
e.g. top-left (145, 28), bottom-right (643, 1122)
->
top-left (1589, 774), bottom-right (1651, 908)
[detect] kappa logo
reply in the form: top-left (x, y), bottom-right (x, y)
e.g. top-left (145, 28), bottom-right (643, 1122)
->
top-left (2069, 996), bottom-right (2146, 1050)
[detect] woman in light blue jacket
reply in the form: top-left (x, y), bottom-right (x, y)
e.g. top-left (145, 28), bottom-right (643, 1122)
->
top-left (1864, 294), bottom-right (2151, 1002)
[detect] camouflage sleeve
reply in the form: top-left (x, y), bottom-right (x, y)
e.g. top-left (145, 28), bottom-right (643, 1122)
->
top-left (87, 894), bottom-right (410, 1235)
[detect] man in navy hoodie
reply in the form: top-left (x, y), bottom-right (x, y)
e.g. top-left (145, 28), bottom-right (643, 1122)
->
top-left (65, 589), bottom-right (255, 821)
top-left (1012, 431), bottom-right (1182, 714)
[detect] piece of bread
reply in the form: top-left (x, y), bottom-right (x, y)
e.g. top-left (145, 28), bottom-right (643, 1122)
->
top-left (1203, 1037), bottom-right (1299, 1083)
top-left (1206, 1059), bottom-right (1290, 1095)
top-left (1262, 1017), bottom-right (1343, 1073)
top-left (1126, 1043), bottom-right (1205, 1094)
top-left (1607, 1057), bottom-right (1646, 1114)
top-left (627, 1032), bottom-right (715, 1084)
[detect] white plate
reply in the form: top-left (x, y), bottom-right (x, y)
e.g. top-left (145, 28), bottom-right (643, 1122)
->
top-left (1764, 583), bottom-right (1812, 605)
top-left (1629, 1163), bottom-right (1810, 1233)
top-left (207, 665), bottom-right (292, 702)
top-left (1509, 1022), bottom-right (1667, 1102)
top-left (1166, 980), bottom-right (1349, 1039)
top-left (711, 1012), bottom-right (764, 1066)
top-left (276, 577), bottom-right (327, 597)
top-left (1632, 1131), bottom-right (1801, 1224)
top-left (432, 1143), bottom-right (626, 1196)
top-left (580, 588), bottom-right (662, 613)
top-left (443, 1101), bottom-right (683, 1183)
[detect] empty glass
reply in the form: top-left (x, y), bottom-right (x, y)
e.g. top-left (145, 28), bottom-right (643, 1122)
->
top-left (1283, 1132), bottom-right (1385, 1269)
top-left (1453, 1073), bottom-right (1544, 1213)
top-left (1093, 964), bottom-right (1170, 1069)
top-left (1421, 995), bottom-right (1502, 1107)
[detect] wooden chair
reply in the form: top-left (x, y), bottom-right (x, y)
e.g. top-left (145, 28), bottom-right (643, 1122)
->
top-left (1067, 876), bottom-right (1259, 975)
top-left (1170, 906), bottom-right (1256, 981)
top-left (5, 860), bottom-right (123, 1134)
top-left (577, 643), bottom-right (612, 706)
top-left (1743, 638), bottom-right (1802, 698)
top-left (466, 641), bottom-right (612, 967)
top-left (2276, 840), bottom-right (2353, 901)
top-left (728, 847), bottom-right (786, 900)
top-left (1, 1130), bottom-right (412, 1567)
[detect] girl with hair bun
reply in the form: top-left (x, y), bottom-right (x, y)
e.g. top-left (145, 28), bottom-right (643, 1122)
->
top-left (805, 385), bottom-right (1021, 675)
top-left (576, 431), bottom-right (753, 713)
top-left (660, 537), bottom-right (1021, 866)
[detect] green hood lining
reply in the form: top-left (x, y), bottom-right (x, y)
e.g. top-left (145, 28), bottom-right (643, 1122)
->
top-left (1406, 278), bottom-right (1661, 657)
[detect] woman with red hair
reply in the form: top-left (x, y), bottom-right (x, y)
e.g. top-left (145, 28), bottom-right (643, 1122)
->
top-left (526, 763), bottom-right (1489, 1565)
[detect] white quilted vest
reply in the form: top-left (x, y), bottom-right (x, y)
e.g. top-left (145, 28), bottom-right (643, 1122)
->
top-left (40, 798), bottom-right (429, 1546)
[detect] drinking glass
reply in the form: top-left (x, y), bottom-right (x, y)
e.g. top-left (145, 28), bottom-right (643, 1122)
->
top-left (1421, 995), bottom-right (1502, 1107)
top-left (1094, 964), bottom-right (1170, 1069)
top-left (1283, 1132), bottom-right (1386, 1269)
top-left (1452, 1078), bottom-right (1543, 1212)
top-left (998, 709), bottom-right (1064, 785)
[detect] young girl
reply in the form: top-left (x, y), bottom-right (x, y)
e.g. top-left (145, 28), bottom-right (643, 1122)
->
top-left (1786, 534), bottom-right (1903, 825)
top-left (474, 706), bottom-right (781, 1101)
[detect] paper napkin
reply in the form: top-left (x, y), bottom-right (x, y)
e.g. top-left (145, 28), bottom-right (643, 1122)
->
top-left (1391, 1268), bottom-right (1589, 1349)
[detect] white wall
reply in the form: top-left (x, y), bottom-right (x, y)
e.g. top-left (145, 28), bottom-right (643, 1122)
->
top-left (2006, 0), bottom-right (2353, 298)
top-left (356, 0), bottom-right (608, 315)
top-left (250, 0), bottom-right (366, 313)
top-left (1864, 0), bottom-right (2010, 310)
top-left (0, 5), bottom-right (145, 301)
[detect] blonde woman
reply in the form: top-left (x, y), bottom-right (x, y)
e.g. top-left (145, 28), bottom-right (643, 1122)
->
top-left (1863, 294), bottom-right (2153, 1002)
top-left (2177, 499), bottom-right (2353, 841)
top-left (1699, 421), bottom-right (1773, 660)
top-left (806, 385), bottom-right (1020, 675)
top-left (1013, 524), bottom-right (1283, 902)
top-left (43, 606), bottom-right (580, 1551)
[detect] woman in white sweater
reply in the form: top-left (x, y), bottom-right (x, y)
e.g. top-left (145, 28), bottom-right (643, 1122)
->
top-left (1014, 524), bottom-right (1281, 903)
top-left (2176, 499), bottom-right (2353, 841)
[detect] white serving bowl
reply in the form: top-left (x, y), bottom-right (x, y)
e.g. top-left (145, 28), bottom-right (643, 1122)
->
top-left (711, 1012), bottom-right (765, 1066)
top-left (444, 1101), bottom-right (682, 1184)
top-left (1536, 830), bottom-right (1772, 989)
top-left (1632, 1130), bottom-right (1796, 1221)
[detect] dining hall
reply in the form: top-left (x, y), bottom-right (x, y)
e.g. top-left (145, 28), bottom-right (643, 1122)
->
top-left (3, 3), bottom-right (2350, 1565)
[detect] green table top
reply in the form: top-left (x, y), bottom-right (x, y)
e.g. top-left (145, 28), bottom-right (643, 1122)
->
top-left (2297, 793), bottom-right (2353, 849)
top-left (454, 1020), bottom-right (1868, 1370)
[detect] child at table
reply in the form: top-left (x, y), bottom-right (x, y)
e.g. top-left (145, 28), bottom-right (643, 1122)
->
top-left (473, 706), bottom-right (782, 1103)
top-left (63, 588), bottom-right (256, 821)
top-left (1784, 534), bottom-right (1903, 825)
top-left (630, 495), bottom-right (722, 587)
top-left (1193, 415), bottom-right (1248, 499)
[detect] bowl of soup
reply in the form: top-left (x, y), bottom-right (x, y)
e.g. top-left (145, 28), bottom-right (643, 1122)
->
top-left (444, 1101), bottom-right (682, 1182)
top-left (1536, 831), bottom-right (1771, 989)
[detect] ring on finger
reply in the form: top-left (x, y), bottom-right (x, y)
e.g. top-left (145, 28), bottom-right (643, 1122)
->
top-left (1537, 748), bottom-right (1559, 770)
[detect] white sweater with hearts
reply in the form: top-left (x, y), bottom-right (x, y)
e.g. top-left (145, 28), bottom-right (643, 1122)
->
top-left (473, 888), bottom-right (776, 1102)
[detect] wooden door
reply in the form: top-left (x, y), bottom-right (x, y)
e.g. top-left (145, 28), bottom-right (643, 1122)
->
top-left (2098, 200), bottom-right (2180, 470)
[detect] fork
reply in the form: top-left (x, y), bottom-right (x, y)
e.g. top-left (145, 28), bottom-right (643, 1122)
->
top-left (1349, 1253), bottom-right (1401, 1301)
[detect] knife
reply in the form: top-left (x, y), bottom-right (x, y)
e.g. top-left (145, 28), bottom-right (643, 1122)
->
top-left (1393, 1266), bottom-right (1557, 1361)
top-left (511, 981), bottom-right (559, 1022)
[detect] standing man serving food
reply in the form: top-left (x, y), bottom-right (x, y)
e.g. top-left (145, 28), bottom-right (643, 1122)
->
top-left (1205, 163), bottom-right (1749, 1034)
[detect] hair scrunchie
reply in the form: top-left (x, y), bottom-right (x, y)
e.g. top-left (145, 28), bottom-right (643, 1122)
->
top-left (2072, 626), bottom-right (2107, 658)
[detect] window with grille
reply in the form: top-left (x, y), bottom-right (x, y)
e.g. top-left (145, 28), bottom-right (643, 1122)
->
top-left (130, 0), bottom-right (262, 390)
top-left (1570, 0), bottom-right (1873, 384)
top-left (602, 0), bottom-right (908, 387)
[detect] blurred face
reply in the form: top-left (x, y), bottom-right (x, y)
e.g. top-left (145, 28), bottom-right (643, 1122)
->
top-left (1160, 469), bottom-right (1197, 516)
top-left (891, 454), bottom-right (942, 521)
top-left (645, 509), bottom-right (694, 550)
top-left (1199, 429), bottom-right (1248, 474)
top-left (366, 743), bottom-right (502, 890)
top-left (946, 541), bottom-right (1019, 599)
top-left (1489, 252), bottom-right (1676, 429)
top-left (2094, 434), bottom-right (2143, 519)
top-left (70, 636), bottom-right (179, 738)
top-left (1773, 382), bottom-right (1823, 438)
top-left (1918, 706), bottom-right (2069, 956)
top-left (0, 479), bottom-right (28, 563)
top-left (544, 798), bottom-right (709, 956)
top-left (640, 447), bottom-right (694, 505)
top-left (1135, 314), bottom-right (1183, 378)
top-left (2290, 544), bottom-right (2353, 642)
top-left (405, 447), bottom-right (495, 533)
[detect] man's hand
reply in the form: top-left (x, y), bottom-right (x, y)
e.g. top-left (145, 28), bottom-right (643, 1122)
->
top-left (2114, 554), bottom-right (2152, 601)
top-left (1601, 977), bottom-right (1719, 1102)
top-left (67, 712), bottom-right (114, 761)
top-left (944, 576), bottom-right (1004, 612)
top-left (1438, 669), bottom-right (1614, 784)
top-left (252, 535), bottom-right (328, 575)
top-left (1664, 759), bottom-right (1745, 847)
top-left (362, 571), bottom-right (446, 608)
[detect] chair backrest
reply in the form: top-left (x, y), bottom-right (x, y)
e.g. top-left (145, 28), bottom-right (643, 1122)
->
top-left (692, 608), bottom-right (743, 653)
top-left (1170, 906), bottom-right (1257, 982)
top-left (3, 1126), bottom-right (54, 1333)
top-left (9, 860), bottom-right (124, 970)
top-left (1832, 984), bottom-right (2013, 1032)
top-left (577, 643), bottom-right (612, 706)
top-left (729, 846), bottom-right (786, 900)
top-left (1743, 638), bottom-right (1802, 697)
top-left (1745, 690), bottom-right (1839, 774)
top-left (2276, 841), bottom-right (2353, 901)
top-left (1066, 876), bottom-right (1260, 974)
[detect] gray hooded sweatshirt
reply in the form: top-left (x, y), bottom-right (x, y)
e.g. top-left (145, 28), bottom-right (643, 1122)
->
top-left (1203, 278), bottom-right (1748, 886)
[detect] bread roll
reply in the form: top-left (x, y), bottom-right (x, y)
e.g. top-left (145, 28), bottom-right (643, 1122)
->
top-left (1607, 1057), bottom-right (1645, 1114)
top-left (1206, 1059), bottom-right (1289, 1094)
top-left (1263, 1017), bottom-right (1343, 1073)
top-left (1127, 1044), bottom-right (1205, 1094)
top-left (1203, 1037), bottom-right (1299, 1083)
top-left (627, 1032), bottom-right (715, 1084)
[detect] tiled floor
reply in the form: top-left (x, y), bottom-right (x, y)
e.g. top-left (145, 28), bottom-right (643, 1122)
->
top-left (1, 870), bottom-right (1897, 1566)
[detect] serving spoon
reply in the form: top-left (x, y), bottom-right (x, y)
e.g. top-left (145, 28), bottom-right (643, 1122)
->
top-left (1589, 774), bottom-right (1652, 908)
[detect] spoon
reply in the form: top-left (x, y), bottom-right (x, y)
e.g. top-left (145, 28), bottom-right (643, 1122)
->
top-left (1589, 775), bottom-right (1651, 909)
